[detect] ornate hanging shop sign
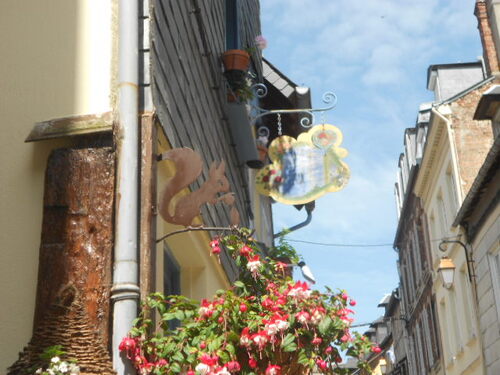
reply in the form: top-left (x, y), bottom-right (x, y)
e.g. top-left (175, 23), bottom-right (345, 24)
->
top-left (158, 148), bottom-right (240, 227)
top-left (255, 124), bottom-right (350, 205)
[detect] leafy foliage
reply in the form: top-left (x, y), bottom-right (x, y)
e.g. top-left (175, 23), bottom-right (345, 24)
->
top-left (120, 228), bottom-right (375, 375)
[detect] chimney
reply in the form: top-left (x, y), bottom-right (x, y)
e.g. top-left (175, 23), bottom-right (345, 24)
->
top-left (475, 0), bottom-right (500, 75)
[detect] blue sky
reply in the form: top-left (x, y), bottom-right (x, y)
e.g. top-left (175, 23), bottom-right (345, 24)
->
top-left (261, 0), bottom-right (483, 327)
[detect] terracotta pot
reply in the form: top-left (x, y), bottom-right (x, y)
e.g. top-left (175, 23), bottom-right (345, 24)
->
top-left (222, 49), bottom-right (250, 72)
top-left (227, 92), bottom-right (238, 103)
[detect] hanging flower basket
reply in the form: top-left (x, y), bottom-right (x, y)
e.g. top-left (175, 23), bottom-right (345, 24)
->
top-left (120, 228), bottom-right (376, 375)
top-left (222, 49), bottom-right (251, 72)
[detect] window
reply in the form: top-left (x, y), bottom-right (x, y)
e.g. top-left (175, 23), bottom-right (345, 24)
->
top-left (225, 0), bottom-right (240, 49)
top-left (458, 266), bottom-right (475, 341)
top-left (449, 289), bottom-right (462, 353)
top-left (446, 166), bottom-right (459, 215)
top-left (489, 249), bottom-right (500, 322)
top-left (437, 192), bottom-right (449, 234)
top-left (164, 246), bottom-right (181, 329)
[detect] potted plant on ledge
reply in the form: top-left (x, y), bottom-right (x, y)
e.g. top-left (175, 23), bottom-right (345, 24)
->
top-left (222, 36), bottom-right (267, 103)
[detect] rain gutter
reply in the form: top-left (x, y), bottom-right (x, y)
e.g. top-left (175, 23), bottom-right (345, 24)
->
top-left (111, 1), bottom-right (140, 374)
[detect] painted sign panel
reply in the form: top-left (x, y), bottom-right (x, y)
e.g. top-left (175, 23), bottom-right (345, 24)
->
top-left (255, 124), bottom-right (350, 204)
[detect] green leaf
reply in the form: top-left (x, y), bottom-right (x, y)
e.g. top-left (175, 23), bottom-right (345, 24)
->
top-left (283, 342), bottom-right (297, 352)
top-left (234, 281), bottom-right (245, 288)
top-left (162, 312), bottom-right (176, 321)
top-left (218, 351), bottom-right (230, 363)
top-left (298, 350), bottom-right (309, 365)
top-left (172, 352), bottom-right (184, 362)
top-left (226, 343), bottom-right (235, 355)
top-left (318, 316), bottom-right (332, 335)
top-left (281, 333), bottom-right (295, 348)
top-left (170, 362), bottom-right (181, 373)
top-left (174, 310), bottom-right (185, 321)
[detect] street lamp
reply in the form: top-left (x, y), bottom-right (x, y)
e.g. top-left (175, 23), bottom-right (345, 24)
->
top-left (438, 239), bottom-right (474, 282)
top-left (437, 256), bottom-right (456, 289)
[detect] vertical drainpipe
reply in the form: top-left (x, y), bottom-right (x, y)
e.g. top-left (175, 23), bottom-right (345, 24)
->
top-left (112, 0), bottom-right (140, 374)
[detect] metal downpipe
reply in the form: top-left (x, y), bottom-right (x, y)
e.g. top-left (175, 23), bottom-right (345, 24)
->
top-left (112, 0), bottom-right (140, 374)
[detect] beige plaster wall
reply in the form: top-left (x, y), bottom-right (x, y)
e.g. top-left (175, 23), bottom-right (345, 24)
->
top-left (417, 111), bottom-right (484, 375)
top-left (0, 1), bottom-right (113, 370)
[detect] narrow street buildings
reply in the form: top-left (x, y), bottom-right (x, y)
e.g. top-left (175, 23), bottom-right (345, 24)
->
top-left (393, 1), bottom-right (500, 374)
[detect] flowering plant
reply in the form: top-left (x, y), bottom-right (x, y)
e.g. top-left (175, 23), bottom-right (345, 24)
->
top-left (34, 346), bottom-right (80, 375)
top-left (121, 228), bottom-right (375, 374)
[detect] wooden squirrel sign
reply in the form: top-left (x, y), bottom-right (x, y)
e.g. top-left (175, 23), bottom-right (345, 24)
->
top-left (158, 148), bottom-right (240, 227)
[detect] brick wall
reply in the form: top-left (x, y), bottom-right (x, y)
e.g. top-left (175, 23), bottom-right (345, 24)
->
top-left (448, 82), bottom-right (495, 196)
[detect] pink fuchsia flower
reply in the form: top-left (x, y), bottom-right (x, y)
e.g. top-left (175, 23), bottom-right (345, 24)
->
top-left (274, 261), bottom-right (287, 273)
top-left (195, 363), bottom-right (211, 375)
top-left (239, 245), bottom-right (252, 257)
top-left (325, 346), bottom-right (333, 354)
top-left (199, 353), bottom-right (219, 366)
top-left (198, 299), bottom-right (215, 318)
top-left (214, 367), bottom-right (231, 375)
top-left (312, 337), bottom-right (323, 346)
top-left (255, 35), bottom-right (267, 50)
top-left (372, 346), bottom-right (382, 354)
top-left (251, 330), bottom-right (269, 350)
top-left (295, 310), bottom-right (311, 324)
top-left (239, 303), bottom-right (247, 312)
top-left (240, 327), bottom-right (252, 347)
top-left (118, 337), bottom-right (136, 354)
top-left (248, 357), bottom-right (257, 369)
top-left (286, 281), bottom-right (311, 299)
top-left (349, 299), bottom-right (357, 306)
top-left (246, 255), bottom-right (262, 275)
top-left (187, 370), bottom-right (195, 375)
top-left (210, 239), bottom-right (221, 255)
top-left (310, 307), bottom-right (326, 325)
top-left (316, 359), bottom-right (328, 371)
top-left (226, 360), bottom-right (241, 372)
top-left (341, 293), bottom-right (349, 300)
top-left (155, 359), bottom-right (168, 367)
top-left (265, 364), bottom-right (281, 375)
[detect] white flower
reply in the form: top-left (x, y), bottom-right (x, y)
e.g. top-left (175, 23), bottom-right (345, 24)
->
top-left (51, 357), bottom-right (60, 364)
top-left (68, 364), bottom-right (80, 375)
top-left (58, 362), bottom-right (69, 373)
top-left (35, 368), bottom-right (43, 374)
top-left (276, 319), bottom-right (289, 331)
top-left (246, 260), bottom-right (261, 274)
top-left (47, 369), bottom-right (55, 375)
top-left (215, 367), bottom-right (230, 375)
top-left (265, 323), bottom-right (278, 336)
top-left (195, 363), bottom-right (211, 375)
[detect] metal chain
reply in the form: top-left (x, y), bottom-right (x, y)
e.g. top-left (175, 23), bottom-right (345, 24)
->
top-left (277, 113), bottom-right (282, 136)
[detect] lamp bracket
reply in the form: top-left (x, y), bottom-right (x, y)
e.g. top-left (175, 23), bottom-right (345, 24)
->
top-left (248, 83), bottom-right (338, 133)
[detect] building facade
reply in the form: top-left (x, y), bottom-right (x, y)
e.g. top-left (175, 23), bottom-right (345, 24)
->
top-left (394, 107), bottom-right (443, 375)
top-left (1, 1), bottom-right (305, 373)
top-left (392, 3), bottom-right (500, 375)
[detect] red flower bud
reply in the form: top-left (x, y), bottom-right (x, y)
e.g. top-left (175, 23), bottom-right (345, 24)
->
top-left (248, 357), bottom-right (257, 369)
top-left (240, 303), bottom-right (248, 312)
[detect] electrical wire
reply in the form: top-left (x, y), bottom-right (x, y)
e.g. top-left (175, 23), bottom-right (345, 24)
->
top-left (287, 235), bottom-right (461, 248)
